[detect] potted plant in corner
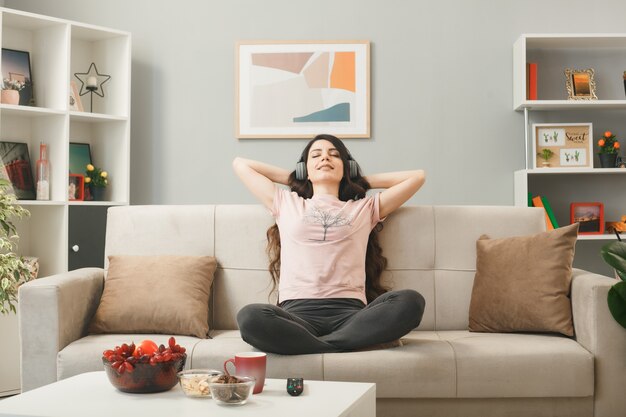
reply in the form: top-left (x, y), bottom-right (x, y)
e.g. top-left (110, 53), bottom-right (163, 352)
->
top-left (537, 148), bottom-right (555, 167)
top-left (598, 130), bottom-right (620, 168)
top-left (600, 234), bottom-right (626, 328)
top-left (0, 178), bottom-right (33, 314)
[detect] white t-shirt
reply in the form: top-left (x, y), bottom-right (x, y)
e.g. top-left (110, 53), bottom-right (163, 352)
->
top-left (270, 188), bottom-right (385, 304)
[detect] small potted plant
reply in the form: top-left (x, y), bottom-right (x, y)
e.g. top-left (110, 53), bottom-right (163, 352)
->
top-left (84, 163), bottom-right (108, 201)
top-left (0, 178), bottom-right (33, 315)
top-left (598, 130), bottom-right (620, 168)
top-left (1, 78), bottom-right (25, 105)
top-left (537, 148), bottom-right (555, 167)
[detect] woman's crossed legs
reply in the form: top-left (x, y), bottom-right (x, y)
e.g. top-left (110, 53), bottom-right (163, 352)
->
top-left (236, 289), bottom-right (425, 355)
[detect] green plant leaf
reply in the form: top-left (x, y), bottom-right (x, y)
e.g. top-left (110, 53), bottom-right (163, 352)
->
top-left (608, 281), bottom-right (626, 329)
top-left (601, 241), bottom-right (626, 281)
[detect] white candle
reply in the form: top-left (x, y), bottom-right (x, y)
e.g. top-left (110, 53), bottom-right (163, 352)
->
top-left (86, 76), bottom-right (97, 88)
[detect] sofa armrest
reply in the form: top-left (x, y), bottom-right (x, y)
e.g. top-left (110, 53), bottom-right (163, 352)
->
top-left (18, 268), bottom-right (104, 392)
top-left (571, 268), bottom-right (626, 417)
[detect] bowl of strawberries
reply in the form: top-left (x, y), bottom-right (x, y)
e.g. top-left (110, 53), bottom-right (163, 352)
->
top-left (102, 336), bottom-right (187, 393)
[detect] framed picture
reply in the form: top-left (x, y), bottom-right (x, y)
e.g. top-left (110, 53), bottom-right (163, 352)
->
top-left (565, 68), bottom-right (597, 100)
top-left (532, 123), bottom-right (593, 169)
top-left (0, 141), bottom-right (36, 200)
top-left (236, 41), bottom-right (370, 139)
top-left (69, 142), bottom-right (92, 174)
top-left (69, 81), bottom-right (84, 112)
top-left (68, 174), bottom-right (84, 201)
top-left (1, 48), bottom-right (34, 106)
top-left (571, 202), bottom-right (604, 235)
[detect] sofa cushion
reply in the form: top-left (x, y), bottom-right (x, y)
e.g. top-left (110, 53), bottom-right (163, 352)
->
top-left (56, 330), bottom-right (593, 400)
top-left (468, 223), bottom-right (578, 336)
top-left (440, 331), bottom-right (594, 398)
top-left (57, 334), bottom-right (202, 381)
top-left (324, 331), bottom-right (457, 398)
top-left (88, 255), bottom-right (217, 338)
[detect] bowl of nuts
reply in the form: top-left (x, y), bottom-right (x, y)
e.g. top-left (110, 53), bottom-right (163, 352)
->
top-left (208, 375), bottom-right (256, 405)
top-left (177, 369), bottom-right (223, 398)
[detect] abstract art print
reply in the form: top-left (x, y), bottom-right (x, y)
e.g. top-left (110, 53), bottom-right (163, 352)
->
top-left (237, 41), bottom-right (370, 139)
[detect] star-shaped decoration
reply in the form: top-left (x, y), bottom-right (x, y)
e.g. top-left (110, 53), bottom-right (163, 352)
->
top-left (74, 62), bottom-right (111, 98)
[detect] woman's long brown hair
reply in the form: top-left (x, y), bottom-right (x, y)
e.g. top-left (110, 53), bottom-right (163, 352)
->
top-left (267, 134), bottom-right (388, 303)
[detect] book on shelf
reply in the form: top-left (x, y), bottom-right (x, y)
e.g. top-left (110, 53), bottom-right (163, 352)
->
top-left (526, 63), bottom-right (537, 100)
top-left (531, 195), bottom-right (557, 230)
top-left (540, 196), bottom-right (559, 228)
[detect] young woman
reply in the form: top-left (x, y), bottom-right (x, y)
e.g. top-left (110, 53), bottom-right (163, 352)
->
top-left (233, 134), bottom-right (426, 354)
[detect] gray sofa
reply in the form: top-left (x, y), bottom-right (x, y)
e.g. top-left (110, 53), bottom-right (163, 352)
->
top-left (19, 205), bottom-right (626, 417)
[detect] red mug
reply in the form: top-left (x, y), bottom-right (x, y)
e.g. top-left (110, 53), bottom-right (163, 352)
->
top-left (224, 352), bottom-right (267, 394)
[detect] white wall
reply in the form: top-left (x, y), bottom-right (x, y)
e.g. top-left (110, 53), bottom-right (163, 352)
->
top-left (7, 0), bottom-right (626, 275)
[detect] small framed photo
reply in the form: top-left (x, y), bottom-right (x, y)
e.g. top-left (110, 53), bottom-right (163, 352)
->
top-left (565, 68), bottom-right (597, 100)
top-left (532, 123), bottom-right (593, 169)
top-left (69, 81), bottom-right (84, 112)
top-left (68, 174), bottom-right (84, 201)
top-left (571, 202), bottom-right (604, 235)
top-left (1, 48), bottom-right (35, 106)
top-left (69, 142), bottom-right (92, 174)
top-left (0, 141), bottom-right (36, 200)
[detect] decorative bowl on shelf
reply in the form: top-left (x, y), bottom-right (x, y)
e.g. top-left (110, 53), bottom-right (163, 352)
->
top-left (103, 355), bottom-right (186, 393)
top-left (177, 369), bottom-right (223, 398)
top-left (208, 375), bottom-right (256, 405)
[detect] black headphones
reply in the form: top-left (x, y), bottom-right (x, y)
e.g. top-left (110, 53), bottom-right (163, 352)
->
top-left (295, 157), bottom-right (359, 181)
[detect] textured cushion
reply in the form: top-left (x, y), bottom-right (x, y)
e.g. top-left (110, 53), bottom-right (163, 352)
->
top-left (88, 255), bottom-right (217, 338)
top-left (468, 223), bottom-right (578, 336)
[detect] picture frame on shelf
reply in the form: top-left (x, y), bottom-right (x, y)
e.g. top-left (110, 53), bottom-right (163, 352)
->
top-left (69, 81), bottom-right (84, 112)
top-left (532, 123), bottom-right (593, 169)
top-left (565, 68), bottom-right (597, 100)
top-left (69, 142), bottom-right (93, 200)
top-left (1, 48), bottom-right (35, 106)
top-left (69, 142), bottom-right (92, 174)
top-left (68, 174), bottom-right (85, 201)
top-left (236, 40), bottom-right (370, 139)
top-left (0, 141), bottom-right (36, 200)
top-left (571, 202), bottom-right (604, 235)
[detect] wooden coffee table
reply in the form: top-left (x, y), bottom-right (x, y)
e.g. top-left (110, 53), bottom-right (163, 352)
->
top-left (0, 372), bottom-right (375, 417)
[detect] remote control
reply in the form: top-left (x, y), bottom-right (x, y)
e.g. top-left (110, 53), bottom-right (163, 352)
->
top-left (287, 377), bottom-right (304, 396)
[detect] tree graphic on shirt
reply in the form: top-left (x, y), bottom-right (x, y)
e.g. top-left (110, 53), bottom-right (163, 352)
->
top-left (305, 206), bottom-right (352, 241)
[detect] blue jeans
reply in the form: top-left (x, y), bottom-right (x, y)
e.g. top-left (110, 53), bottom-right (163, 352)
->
top-left (236, 289), bottom-right (425, 355)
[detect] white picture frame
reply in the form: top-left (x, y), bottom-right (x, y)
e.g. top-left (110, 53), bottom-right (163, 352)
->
top-left (236, 40), bottom-right (370, 139)
top-left (532, 123), bottom-right (593, 169)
